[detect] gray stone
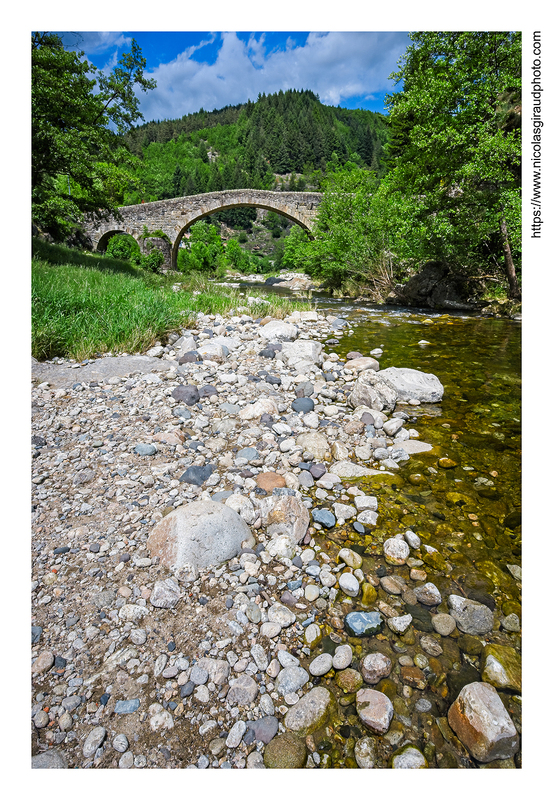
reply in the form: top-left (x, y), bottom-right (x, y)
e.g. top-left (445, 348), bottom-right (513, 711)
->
top-left (178, 464), bottom-right (214, 486)
top-left (309, 653), bottom-right (333, 676)
top-left (134, 443), bottom-right (157, 456)
top-left (275, 665), bottom-right (310, 696)
top-left (261, 320), bottom-right (299, 341)
top-left (147, 500), bottom-right (254, 573)
top-left (349, 369), bottom-right (398, 413)
top-left (227, 674), bottom-right (259, 705)
top-left (356, 510), bottom-right (378, 528)
top-left (431, 613), bottom-right (457, 636)
top-left (312, 508), bottom-right (336, 528)
top-left (331, 461), bottom-right (374, 478)
top-left (226, 720), bottom-right (247, 748)
top-left (32, 750), bottom-right (68, 769)
top-left (447, 595), bottom-right (494, 635)
top-left (404, 529), bottom-right (421, 549)
top-left (354, 737), bottom-right (377, 769)
top-left (391, 745), bottom-right (428, 768)
top-left (383, 537), bottom-right (410, 565)
top-left (332, 644), bottom-right (353, 670)
top-left (414, 582), bottom-right (442, 606)
top-left (387, 614), bottom-right (413, 635)
top-left (246, 716), bottom-right (279, 744)
top-left (172, 384), bottom-right (200, 406)
top-left (83, 726), bottom-right (107, 758)
top-left (339, 572), bottom-right (360, 597)
top-left (118, 751), bottom-right (134, 769)
top-left (112, 734), bottom-right (129, 753)
top-left (377, 367), bottom-right (444, 403)
top-left (268, 603), bottom-right (296, 628)
top-left (114, 699), bottom-right (140, 714)
top-left (150, 578), bottom-right (181, 609)
top-left (284, 687), bottom-right (333, 735)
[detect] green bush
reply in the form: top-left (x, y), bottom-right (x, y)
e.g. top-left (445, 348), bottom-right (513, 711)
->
top-left (142, 249), bottom-right (165, 273)
top-left (106, 234), bottom-right (141, 261)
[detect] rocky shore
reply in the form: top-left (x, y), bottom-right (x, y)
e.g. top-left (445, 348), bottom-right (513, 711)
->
top-left (31, 309), bottom-right (521, 769)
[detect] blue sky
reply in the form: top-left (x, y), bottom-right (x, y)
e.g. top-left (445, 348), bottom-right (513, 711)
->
top-left (59, 31), bottom-right (411, 121)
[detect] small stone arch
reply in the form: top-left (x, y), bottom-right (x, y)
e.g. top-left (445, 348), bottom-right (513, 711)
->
top-left (170, 200), bottom-right (312, 270)
top-left (96, 229), bottom-right (139, 253)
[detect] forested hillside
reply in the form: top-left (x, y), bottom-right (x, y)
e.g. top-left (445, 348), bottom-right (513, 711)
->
top-left (122, 89), bottom-right (388, 204)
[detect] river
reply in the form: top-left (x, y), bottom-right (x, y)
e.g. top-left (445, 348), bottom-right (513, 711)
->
top-left (238, 280), bottom-right (522, 767)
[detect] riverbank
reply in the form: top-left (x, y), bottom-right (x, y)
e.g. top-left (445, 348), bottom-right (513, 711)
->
top-left (31, 241), bottom-right (309, 361)
top-left (31, 308), bottom-right (521, 769)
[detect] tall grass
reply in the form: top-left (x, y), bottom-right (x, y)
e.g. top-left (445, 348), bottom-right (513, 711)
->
top-left (32, 240), bottom-right (309, 361)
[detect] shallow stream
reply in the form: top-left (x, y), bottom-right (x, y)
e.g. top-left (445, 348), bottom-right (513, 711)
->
top-left (244, 283), bottom-right (522, 768)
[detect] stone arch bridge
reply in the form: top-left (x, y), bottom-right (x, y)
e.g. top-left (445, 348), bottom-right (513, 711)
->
top-left (84, 189), bottom-right (322, 271)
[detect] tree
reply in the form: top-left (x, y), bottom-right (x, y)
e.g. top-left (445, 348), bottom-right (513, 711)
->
top-left (32, 32), bottom-right (156, 239)
top-left (379, 31), bottom-right (521, 297)
top-left (294, 167), bottom-right (381, 289)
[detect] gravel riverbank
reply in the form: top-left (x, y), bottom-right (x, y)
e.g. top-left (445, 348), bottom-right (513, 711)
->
top-left (31, 309), bottom-right (521, 769)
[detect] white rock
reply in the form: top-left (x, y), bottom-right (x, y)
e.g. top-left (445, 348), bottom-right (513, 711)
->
top-left (339, 572), bottom-right (360, 597)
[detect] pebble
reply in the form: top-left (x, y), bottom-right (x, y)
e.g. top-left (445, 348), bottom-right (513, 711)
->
top-left (338, 572), bottom-right (360, 597)
top-left (83, 726), bottom-right (107, 758)
top-left (32, 309), bottom-right (511, 771)
top-left (309, 653), bottom-right (333, 676)
top-left (332, 644), bottom-right (353, 670)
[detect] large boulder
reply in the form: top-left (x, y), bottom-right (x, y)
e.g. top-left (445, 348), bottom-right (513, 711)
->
top-left (392, 261), bottom-right (474, 311)
top-left (261, 320), bottom-right (299, 340)
top-left (280, 339), bottom-right (323, 366)
top-left (377, 367), bottom-right (444, 403)
top-left (147, 500), bottom-right (255, 574)
top-left (348, 370), bottom-right (398, 413)
top-left (448, 682), bottom-right (519, 762)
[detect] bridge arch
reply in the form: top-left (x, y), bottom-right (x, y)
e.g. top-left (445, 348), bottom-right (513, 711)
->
top-left (170, 199), bottom-right (312, 269)
top-left (96, 229), bottom-right (138, 253)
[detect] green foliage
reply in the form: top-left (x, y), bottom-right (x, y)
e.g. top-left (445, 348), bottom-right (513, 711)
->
top-left (32, 32), bottom-right (156, 240)
top-left (294, 167), bottom-right (381, 288)
top-left (141, 248), bottom-right (165, 273)
top-left (122, 89), bottom-right (389, 202)
top-left (263, 211), bottom-right (291, 239)
top-left (105, 234), bottom-right (141, 262)
top-left (140, 226), bottom-right (171, 243)
top-left (177, 220), bottom-right (226, 274)
top-left (375, 31), bottom-right (521, 296)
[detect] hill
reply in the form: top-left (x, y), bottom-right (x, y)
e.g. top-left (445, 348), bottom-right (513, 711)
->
top-left (122, 89), bottom-right (388, 204)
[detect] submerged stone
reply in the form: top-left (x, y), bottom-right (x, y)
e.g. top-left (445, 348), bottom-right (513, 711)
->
top-left (448, 682), bottom-right (519, 763)
top-left (344, 611), bottom-right (383, 637)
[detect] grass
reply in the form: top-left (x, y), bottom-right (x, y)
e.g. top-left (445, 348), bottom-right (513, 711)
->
top-left (32, 239), bottom-right (309, 361)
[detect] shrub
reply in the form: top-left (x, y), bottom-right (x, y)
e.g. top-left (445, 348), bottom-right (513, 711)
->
top-left (106, 234), bottom-right (140, 261)
top-left (142, 248), bottom-right (165, 273)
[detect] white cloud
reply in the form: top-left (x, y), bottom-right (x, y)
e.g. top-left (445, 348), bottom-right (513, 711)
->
top-left (61, 31), bottom-right (132, 55)
top-left (138, 31), bottom-right (409, 121)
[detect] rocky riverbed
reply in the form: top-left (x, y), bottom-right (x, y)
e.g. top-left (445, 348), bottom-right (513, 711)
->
top-left (31, 309), bottom-right (521, 769)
